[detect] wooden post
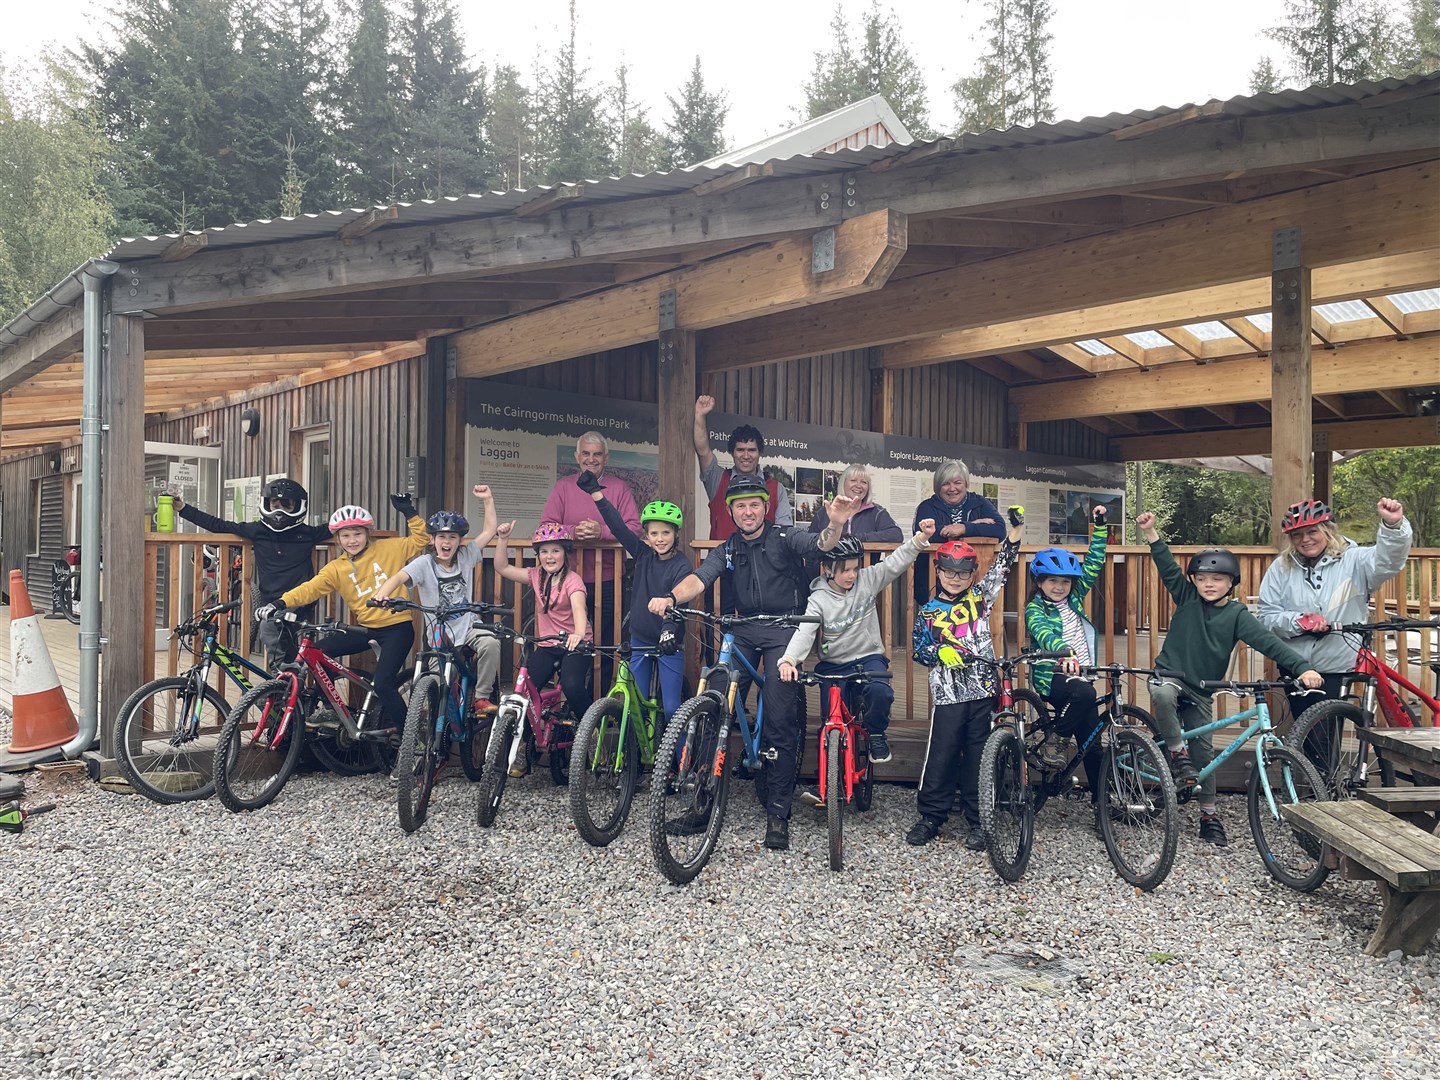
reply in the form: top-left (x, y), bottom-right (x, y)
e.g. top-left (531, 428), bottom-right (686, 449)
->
top-left (100, 310), bottom-right (146, 756)
top-left (423, 336), bottom-right (448, 515)
top-left (656, 293), bottom-right (696, 551)
top-left (1270, 227), bottom-right (1313, 547)
top-left (1313, 433), bottom-right (1333, 505)
top-left (868, 350), bottom-right (892, 434)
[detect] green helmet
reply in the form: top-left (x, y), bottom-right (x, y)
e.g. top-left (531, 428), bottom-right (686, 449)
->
top-left (641, 500), bottom-right (684, 529)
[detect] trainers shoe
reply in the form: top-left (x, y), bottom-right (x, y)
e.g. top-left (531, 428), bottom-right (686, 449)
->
top-left (1168, 750), bottom-right (1198, 786)
top-left (474, 700), bottom-right (498, 719)
top-left (965, 825), bottom-right (987, 851)
top-left (1198, 813), bottom-right (1228, 847)
top-left (1039, 732), bottom-right (1069, 770)
top-left (867, 732), bottom-right (892, 764)
top-left (906, 817), bottom-right (942, 846)
top-left (764, 814), bottom-right (790, 850)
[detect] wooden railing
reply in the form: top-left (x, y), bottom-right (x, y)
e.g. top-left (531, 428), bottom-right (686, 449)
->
top-left (139, 533), bottom-right (1439, 728)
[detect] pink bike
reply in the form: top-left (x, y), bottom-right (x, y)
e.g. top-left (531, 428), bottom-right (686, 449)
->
top-left (474, 632), bottom-right (589, 827)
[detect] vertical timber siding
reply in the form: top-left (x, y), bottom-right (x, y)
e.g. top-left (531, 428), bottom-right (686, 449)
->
top-left (888, 359), bottom-right (1007, 447)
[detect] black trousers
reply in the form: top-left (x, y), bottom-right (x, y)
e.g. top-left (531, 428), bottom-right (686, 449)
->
top-left (318, 621), bottom-right (414, 727)
top-left (1046, 675), bottom-right (1104, 800)
top-left (732, 621), bottom-right (804, 820)
top-left (916, 697), bottom-right (992, 828)
top-left (1286, 672), bottom-right (1350, 774)
top-left (525, 645), bottom-right (593, 720)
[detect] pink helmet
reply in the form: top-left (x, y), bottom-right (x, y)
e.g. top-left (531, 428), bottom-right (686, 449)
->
top-left (328, 504), bottom-right (374, 533)
top-left (532, 521), bottom-right (573, 547)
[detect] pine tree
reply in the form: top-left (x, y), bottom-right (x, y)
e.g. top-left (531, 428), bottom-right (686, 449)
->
top-left (801, 2), bottom-right (934, 138)
top-left (952, 0), bottom-right (1056, 133)
top-left (1390, 0), bottom-right (1440, 75)
top-left (1249, 56), bottom-right (1285, 94)
top-left (663, 56), bottom-right (728, 169)
top-left (610, 65), bottom-right (666, 175)
top-left (1266, 0), bottom-right (1397, 85)
top-left (336, 0), bottom-right (404, 205)
top-left (485, 63), bottom-right (535, 190)
top-left (534, 1), bottom-right (615, 185)
top-left (278, 131), bottom-right (305, 217)
top-left (394, 0), bottom-right (489, 199)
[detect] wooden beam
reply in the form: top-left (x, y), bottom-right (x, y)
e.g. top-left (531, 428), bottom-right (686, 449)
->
top-left (1314, 394), bottom-right (1350, 418)
top-left (907, 217), bottom-right (1099, 249)
top-left (160, 300), bottom-right (513, 321)
top-left (101, 96), bottom-right (1440, 315)
top-left (296, 340), bottom-right (427, 386)
top-left (1365, 295), bottom-right (1408, 335)
top-left (1270, 238), bottom-right (1313, 545)
top-left (454, 209), bottom-right (907, 377)
top-left (336, 206), bottom-right (399, 241)
top-left (159, 233), bottom-right (209, 262)
top-left (657, 328), bottom-right (697, 562)
top-left (514, 185), bottom-right (584, 218)
top-left (691, 163), bottom-right (774, 197)
top-left (1156, 326), bottom-right (1203, 360)
top-left (1374, 388), bottom-right (1413, 414)
top-left (1111, 101), bottom-right (1229, 141)
top-left (1112, 416), bottom-right (1440, 460)
top-left (0, 306), bottom-right (83, 393)
top-left (880, 249), bottom-right (1438, 369)
top-left (1010, 337), bottom-right (1436, 421)
top-left (1097, 336), bottom-right (1150, 368)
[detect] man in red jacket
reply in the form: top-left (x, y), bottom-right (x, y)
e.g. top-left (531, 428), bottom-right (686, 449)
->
top-left (693, 394), bottom-right (794, 541)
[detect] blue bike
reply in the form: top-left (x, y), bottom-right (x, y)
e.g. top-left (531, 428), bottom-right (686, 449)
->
top-left (647, 608), bottom-right (817, 885)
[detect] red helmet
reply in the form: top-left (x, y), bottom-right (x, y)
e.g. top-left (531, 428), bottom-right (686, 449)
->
top-left (934, 540), bottom-right (978, 574)
top-left (1281, 499), bottom-right (1333, 534)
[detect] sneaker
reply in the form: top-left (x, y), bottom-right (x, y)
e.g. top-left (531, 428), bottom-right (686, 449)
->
top-left (1168, 750), bottom-right (1199, 786)
top-left (867, 732), bottom-right (892, 764)
top-left (964, 826), bottom-right (987, 851)
top-left (1198, 813), bottom-right (1228, 847)
top-left (474, 700), bottom-right (498, 720)
top-left (1039, 732), bottom-right (1069, 770)
top-left (764, 814), bottom-right (790, 850)
top-left (906, 817), bottom-right (942, 846)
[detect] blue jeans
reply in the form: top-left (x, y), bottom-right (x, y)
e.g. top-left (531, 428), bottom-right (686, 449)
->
top-left (814, 654), bottom-right (893, 734)
top-left (629, 636), bottom-right (685, 721)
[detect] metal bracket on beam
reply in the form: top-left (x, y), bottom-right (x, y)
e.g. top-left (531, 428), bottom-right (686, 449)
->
top-left (811, 228), bottom-right (836, 274)
top-left (658, 289), bottom-right (677, 333)
top-left (1312, 431), bottom-right (1330, 453)
top-left (1272, 226), bottom-right (1301, 271)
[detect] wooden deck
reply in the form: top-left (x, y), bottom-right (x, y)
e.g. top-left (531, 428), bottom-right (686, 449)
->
top-left (0, 605), bottom-right (89, 716)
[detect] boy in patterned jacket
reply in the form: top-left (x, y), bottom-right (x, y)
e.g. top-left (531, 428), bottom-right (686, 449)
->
top-left (907, 506), bottom-right (1025, 849)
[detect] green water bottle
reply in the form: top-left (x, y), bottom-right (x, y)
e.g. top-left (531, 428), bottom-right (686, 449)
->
top-left (155, 494), bottom-right (175, 532)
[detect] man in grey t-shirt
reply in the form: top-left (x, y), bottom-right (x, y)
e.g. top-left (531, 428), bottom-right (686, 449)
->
top-left (693, 394), bottom-right (794, 541)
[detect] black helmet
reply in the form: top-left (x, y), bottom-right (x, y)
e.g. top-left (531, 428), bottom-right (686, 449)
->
top-left (1187, 548), bottom-right (1241, 586)
top-left (260, 477), bottom-right (308, 532)
top-left (724, 473), bottom-right (770, 506)
top-left (820, 535), bottom-right (865, 565)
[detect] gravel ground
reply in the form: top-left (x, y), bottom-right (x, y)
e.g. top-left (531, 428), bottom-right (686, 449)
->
top-left (1, 703), bottom-right (1436, 1079)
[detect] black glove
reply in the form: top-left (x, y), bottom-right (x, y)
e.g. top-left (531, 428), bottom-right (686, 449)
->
top-left (1007, 504), bottom-right (1025, 527)
top-left (389, 492), bottom-right (417, 518)
top-left (657, 615), bottom-right (682, 656)
top-left (1091, 505), bottom-right (1108, 527)
top-left (575, 470), bottom-right (602, 495)
top-left (254, 599), bottom-right (286, 621)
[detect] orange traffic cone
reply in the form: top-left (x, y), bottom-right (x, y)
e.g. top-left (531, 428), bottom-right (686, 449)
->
top-left (6, 570), bottom-right (78, 753)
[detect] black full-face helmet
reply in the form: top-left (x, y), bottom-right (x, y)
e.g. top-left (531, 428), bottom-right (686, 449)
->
top-left (260, 477), bottom-right (308, 531)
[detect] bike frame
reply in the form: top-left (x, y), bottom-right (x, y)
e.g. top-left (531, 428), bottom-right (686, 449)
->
top-left (591, 650), bottom-right (663, 773)
top-left (500, 654), bottom-right (567, 753)
top-left (813, 680), bottom-right (866, 807)
top-left (1345, 634), bottom-right (1438, 727)
top-left (418, 618), bottom-right (478, 747)
top-left (1170, 700), bottom-right (1284, 788)
top-left (696, 630), bottom-right (768, 772)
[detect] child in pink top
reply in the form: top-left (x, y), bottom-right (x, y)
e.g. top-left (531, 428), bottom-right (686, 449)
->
top-left (495, 521), bottom-right (593, 717)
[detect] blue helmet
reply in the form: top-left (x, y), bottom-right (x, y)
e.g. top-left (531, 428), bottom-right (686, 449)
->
top-left (425, 510), bottom-right (470, 536)
top-left (1030, 547), bottom-right (1084, 579)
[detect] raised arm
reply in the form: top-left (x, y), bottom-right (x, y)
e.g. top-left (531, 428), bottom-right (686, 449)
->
top-left (693, 395), bottom-right (716, 472)
top-left (371, 567), bottom-right (413, 604)
top-left (591, 489), bottom-right (644, 559)
top-left (469, 484), bottom-right (500, 548)
top-left (492, 532), bottom-right (530, 585)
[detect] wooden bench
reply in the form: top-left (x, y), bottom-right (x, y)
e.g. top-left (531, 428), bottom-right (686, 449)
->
top-left (1281, 800), bottom-right (1440, 956)
top-left (1359, 788), bottom-right (1440, 833)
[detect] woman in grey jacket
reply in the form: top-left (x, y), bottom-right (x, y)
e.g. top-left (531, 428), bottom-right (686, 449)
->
top-left (1257, 496), bottom-right (1411, 721)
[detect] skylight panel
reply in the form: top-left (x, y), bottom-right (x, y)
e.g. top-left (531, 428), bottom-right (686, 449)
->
top-left (1315, 300), bottom-right (1372, 323)
top-left (1184, 321), bottom-right (1233, 341)
top-left (1075, 339), bottom-right (1113, 356)
top-left (1386, 289), bottom-right (1440, 315)
top-left (1126, 330), bottom-right (1172, 349)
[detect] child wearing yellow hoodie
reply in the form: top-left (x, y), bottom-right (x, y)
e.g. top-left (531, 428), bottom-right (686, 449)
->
top-left (256, 494), bottom-right (428, 729)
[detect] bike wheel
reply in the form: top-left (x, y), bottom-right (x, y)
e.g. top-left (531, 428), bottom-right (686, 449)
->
top-left (1097, 726), bottom-right (1178, 892)
top-left (648, 695), bottom-right (730, 886)
top-left (854, 749), bottom-right (874, 813)
top-left (979, 723), bottom-right (1033, 882)
top-left (1011, 689), bottom-right (1051, 814)
top-left (569, 697), bottom-right (641, 847)
top-left (308, 723), bottom-right (387, 776)
top-left (548, 721), bottom-right (572, 787)
top-left (114, 676), bottom-right (229, 804)
top-left (475, 705), bottom-right (521, 828)
top-left (396, 674), bottom-right (445, 833)
top-left (826, 728), bottom-right (845, 872)
top-left (1286, 699), bottom-right (1395, 799)
top-left (460, 704), bottom-right (490, 783)
top-left (213, 680), bottom-right (304, 812)
top-left (1248, 744), bottom-right (1331, 892)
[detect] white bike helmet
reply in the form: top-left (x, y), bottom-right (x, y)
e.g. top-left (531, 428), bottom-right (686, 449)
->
top-left (328, 504), bottom-right (375, 533)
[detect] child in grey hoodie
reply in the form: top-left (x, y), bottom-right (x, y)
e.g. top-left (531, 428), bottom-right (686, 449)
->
top-left (778, 518), bottom-right (936, 763)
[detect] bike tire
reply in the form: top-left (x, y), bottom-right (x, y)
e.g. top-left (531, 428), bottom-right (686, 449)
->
top-left (648, 695), bottom-right (730, 886)
top-left (1012, 689), bottom-right (1051, 814)
top-left (978, 722), bottom-right (1033, 882)
top-left (569, 697), bottom-right (641, 848)
top-left (114, 675), bottom-right (230, 804)
top-left (1285, 699), bottom-right (1396, 799)
top-left (396, 674), bottom-right (444, 833)
top-left (460, 705), bottom-right (490, 783)
top-left (213, 679), bottom-right (304, 812)
top-left (548, 719), bottom-right (572, 787)
top-left (854, 750), bottom-right (874, 813)
top-left (826, 728), bottom-right (844, 872)
top-left (1248, 744), bottom-right (1331, 893)
top-left (308, 727), bottom-right (387, 776)
top-left (1097, 726), bottom-right (1178, 892)
top-left (475, 705), bottom-right (521, 828)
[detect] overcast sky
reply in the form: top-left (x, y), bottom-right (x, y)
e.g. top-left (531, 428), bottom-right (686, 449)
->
top-left (2, 0), bottom-right (1295, 145)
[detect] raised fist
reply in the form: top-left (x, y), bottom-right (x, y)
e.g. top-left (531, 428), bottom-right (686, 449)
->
top-left (575, 470), bottom-right (602, 495)
top-left (695, 395), bottom-right (715, 416)
top-left (389, 492), bottom-right (418, 518)
top-left (1091, 505), bottom-right (1108, 527)
top-left (1007, 505), bottom-right (1025, 527)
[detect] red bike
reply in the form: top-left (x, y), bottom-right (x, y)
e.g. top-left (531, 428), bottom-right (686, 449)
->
top-left (212, 612), bottom-right (410, 811)
top-left (1286, 616), bottom-right (1440, 796)
top-left (797, 667), bottom-right (893, 872)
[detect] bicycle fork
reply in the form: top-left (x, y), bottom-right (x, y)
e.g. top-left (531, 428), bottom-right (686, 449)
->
top-left (494, 694), bottom-right (530, 774)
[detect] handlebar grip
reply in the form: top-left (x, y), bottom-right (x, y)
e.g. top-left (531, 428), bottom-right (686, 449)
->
top-left (483, 605), bottom-right (514, 617)
top-left (1155, 669), bottom-right (1186, 681)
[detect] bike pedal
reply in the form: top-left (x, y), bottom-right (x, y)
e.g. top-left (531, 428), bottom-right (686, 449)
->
top-left (798, 791), bottom-right (824, 809)
top-left (760, 748), bottom-right (779, 763)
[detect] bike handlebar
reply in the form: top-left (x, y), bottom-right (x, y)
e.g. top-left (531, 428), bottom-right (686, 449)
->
top-left (172, 599), bottom-right (242, 635)
top-left (1202, 677), bottom-right (1322, 696)
top-left (796, 669), bottom-right (893, 686)
top-left (1079, 663), bottom-right (1186, 681)
top-left (368, 598), bottom-right (514, 618)
top-left (1322, 616), bottom-right (1440, 634)
top-left (954, 649), bottom-right (1069, 670)
top-left (669, 607), bottom-right (821, 628)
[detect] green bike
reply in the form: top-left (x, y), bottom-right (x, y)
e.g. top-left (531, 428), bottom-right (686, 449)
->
top-left (568, 642), bottom-right (666, 847)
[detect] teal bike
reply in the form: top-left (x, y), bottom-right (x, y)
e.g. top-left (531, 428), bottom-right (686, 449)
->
top-left (568, 641), bottom-right (666, 847)
top-left (1146, 677), bottom-right (1331, 891)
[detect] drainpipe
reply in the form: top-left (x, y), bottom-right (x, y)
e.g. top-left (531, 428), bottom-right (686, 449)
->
top-left (63, 260), bottom-right (119, 759)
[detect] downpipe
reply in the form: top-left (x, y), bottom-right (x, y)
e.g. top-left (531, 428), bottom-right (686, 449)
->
top-left (63, 260), bottom-right (118, 760)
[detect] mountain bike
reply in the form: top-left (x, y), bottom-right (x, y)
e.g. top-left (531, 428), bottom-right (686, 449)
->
top-left (647, 608), bottom-right (817, 886)
top-left (1286, 617), bottom-right (1440, 797)
top-left (474, 633), bottom-right (585, 828)
top-left (376, 597), bottom-right (511, 833)
top-left (212, 612), bottom-right (413, 812)
top-left (1149, 678), bottom-right (1331, 891)
top-left (568, 642), bottom-right (666, 847)
top-left (795, 667), bottom-right (891, 872)
top-left (46, 545), bottom-right (83, 624)
top-left (113, 599), bottom-right (270, 804)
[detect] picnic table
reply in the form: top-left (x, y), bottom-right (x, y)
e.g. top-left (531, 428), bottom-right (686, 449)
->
top-left (1359, 726), bottom-right (1440, 789)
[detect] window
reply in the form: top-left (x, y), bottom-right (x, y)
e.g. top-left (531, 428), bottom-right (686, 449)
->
top-left (302, 430), bottom-right (331, 527)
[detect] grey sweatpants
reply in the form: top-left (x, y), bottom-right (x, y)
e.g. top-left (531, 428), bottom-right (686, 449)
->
top-left (1149, 680), bottom-right (1217, 801)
